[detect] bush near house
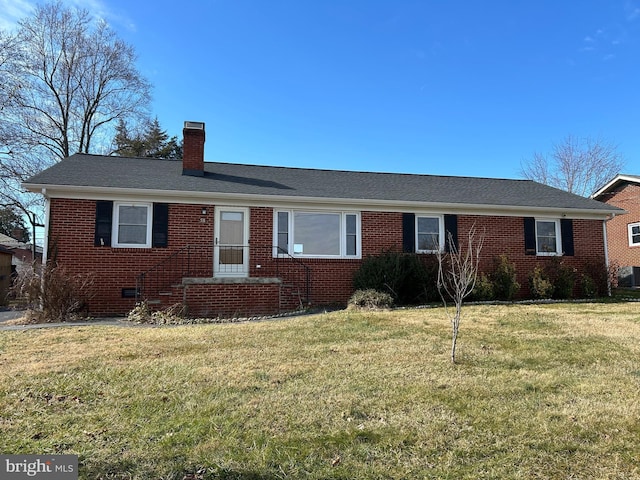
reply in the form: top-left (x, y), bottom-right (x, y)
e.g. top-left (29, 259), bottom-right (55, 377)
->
top-left (472, 273), bottom-right (495, 301)
top-left (352, 249), bottom-right (439, 305)
top-left (491, 254), bottom-right (521, 300)
top-left (348, 289), bottom-right (394, 310)
top-left (11, 262), bottom-right (94, 322)
top-left (579, 259), bottom-right (610, 298)
top-left (472, 255), bottom-right (520, 302)
top-left (528, 258), bottom-right (577, 300)
top-left (529, 265), bottom-right (555, 299)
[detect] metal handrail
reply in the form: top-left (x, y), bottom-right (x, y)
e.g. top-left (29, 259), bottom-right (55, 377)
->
top-left (135, 245), bottom-right (311, 307)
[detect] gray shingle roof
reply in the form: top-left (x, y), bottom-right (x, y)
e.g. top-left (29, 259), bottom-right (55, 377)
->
top-left (24, 153), bottom-right (621, 215)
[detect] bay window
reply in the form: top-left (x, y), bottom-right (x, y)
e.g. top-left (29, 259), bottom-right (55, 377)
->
top-left (274, 210), bottom-right (360, 258)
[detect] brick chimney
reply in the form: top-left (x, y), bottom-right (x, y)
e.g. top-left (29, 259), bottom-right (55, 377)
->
top-left (182, 121), bottom-right (205, 176)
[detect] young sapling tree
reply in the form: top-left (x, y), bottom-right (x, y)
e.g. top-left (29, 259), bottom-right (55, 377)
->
top-left (436, 225), bottom-right (484, 363)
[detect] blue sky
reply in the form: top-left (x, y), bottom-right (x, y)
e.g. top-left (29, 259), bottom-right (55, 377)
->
top-left (2, 0), bottom-right (640, 179)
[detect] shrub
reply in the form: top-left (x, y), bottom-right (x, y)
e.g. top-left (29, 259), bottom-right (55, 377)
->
top-left (420, 254), bottom-right (441, 302)
top-left (527, 259), bottom-right (577, 300)
top-left (348, 289), bottom-right (394, 310)
top-left (12, 262), bottom-right (95, 322)
top-left (127, 301), bottom-right (153, 323)
top-left (545, 257), bottom-right (576, 299)
top-left (529, 266), bottom-right (554, 299)
top-left (469, 255), bottom-right (519, 302)
top-left (492, 255), bottom-right (520, 300)
top-left (127, 302), bottom-right (187, 324)
top-left (471, 273), bottom-right (495, 301)
top-left (581, 274), bottom-right (598, 298)
top-left (608, 260), bottom-right (620, 290)
top-left (353, 250), bottom-right (437, 305)
top-left (576, 259), bottom-right (609, 298)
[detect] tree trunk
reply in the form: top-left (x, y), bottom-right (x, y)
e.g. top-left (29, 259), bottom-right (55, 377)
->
top-left (451, 327), bottom-right (458, 364)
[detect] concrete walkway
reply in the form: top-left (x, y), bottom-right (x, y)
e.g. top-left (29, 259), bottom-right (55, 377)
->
top-left (0, 309), bottom-right (130, 331)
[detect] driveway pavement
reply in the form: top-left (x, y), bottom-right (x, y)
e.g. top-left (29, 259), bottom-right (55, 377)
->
top-left (0, 308), bottom-right (24, 323)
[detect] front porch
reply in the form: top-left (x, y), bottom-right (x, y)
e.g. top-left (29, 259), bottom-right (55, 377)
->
top-left (135, 245), bottom-right (311, 318)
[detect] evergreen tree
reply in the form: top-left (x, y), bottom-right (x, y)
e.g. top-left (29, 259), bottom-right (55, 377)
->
top-left (112, 117), bottom-right (182, 159)
top-left (0, 207), bottom-right (30, 242)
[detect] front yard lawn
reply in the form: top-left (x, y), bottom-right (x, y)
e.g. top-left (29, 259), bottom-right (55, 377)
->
top-left (1, 303), bottom-right (639, 479)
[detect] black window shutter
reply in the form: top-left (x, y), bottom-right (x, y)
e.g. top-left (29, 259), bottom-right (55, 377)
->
top-left (402, 213), bottom-right (415, 253)
top-left (152, 203), bottom-right (169, 248)
top-left (444, 214), bottom-right (458, 253)
top-left (524, 217), bottom-right (536, 255)
top-left (561, 219), bottom-right (574, 256)
top-left (94, 201), bottom-right (113, 247)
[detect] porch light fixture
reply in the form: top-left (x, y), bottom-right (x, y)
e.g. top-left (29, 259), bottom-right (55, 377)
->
top-left (201, 207), bottom-right (207, 215)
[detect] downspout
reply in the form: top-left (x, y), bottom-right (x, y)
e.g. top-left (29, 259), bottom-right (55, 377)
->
top-left (42, 190), bottom-right (50, 265)
top-left (603, 214), bottom-right (614, 296)
top-left (40, 189), bottom-right (50, 313)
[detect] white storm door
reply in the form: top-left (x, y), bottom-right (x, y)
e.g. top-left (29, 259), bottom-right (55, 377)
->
top-left (214, 207), bottom-right (249, 277)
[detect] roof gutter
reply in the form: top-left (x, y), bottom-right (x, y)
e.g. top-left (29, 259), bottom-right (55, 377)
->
top-left (23, 182), bottom-right (623, 220)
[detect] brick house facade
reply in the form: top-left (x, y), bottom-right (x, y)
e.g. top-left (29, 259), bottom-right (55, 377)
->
top-left (593, 175), bottom-right (640, 287)
top-left (26, 122), bottom-right (622, 317)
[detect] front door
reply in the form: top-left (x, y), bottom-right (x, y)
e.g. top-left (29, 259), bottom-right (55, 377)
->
top-left (214, 207), bottom-right (249, 277)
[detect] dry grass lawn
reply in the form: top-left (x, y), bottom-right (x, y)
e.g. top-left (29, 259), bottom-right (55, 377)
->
top-left (0, 302), bottom-right (639, 479)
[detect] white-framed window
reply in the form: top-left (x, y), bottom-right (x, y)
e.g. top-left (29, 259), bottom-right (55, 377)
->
top-left (628, 222), bottom-right (640, 247)
top-left (535, 218), bottom-right (561, 255)
top-left (112, 202), bottom-right (153, 248)
top-left (416, 215), bottom-right (444, 253)
top-left (274, 210), bottom-right (360, 258)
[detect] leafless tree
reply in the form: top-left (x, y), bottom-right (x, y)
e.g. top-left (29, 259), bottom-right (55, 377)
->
top-left (436, 226), bottom-right (484, 364)
top-left (520, 135), bottom-right (625, 197)
top-left (0, 1), bottom-right (151, 228)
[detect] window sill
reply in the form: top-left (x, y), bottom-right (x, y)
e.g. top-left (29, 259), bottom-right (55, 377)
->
top-left (273, 255), bottom-right (361, 260)
top-left (107, 247), bottom-right (155, 253)
top-left (182, 277), bottom-right (282, 285)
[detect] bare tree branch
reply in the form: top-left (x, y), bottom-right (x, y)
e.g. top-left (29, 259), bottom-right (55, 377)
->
top-left (0, 1), bottom-right (151, 223)
top-left (436, 225), bottom-right (484, 364)
top-left (520, 135), bottom-right (625, 197)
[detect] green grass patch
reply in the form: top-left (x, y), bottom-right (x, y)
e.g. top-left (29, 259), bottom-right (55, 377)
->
top-left (1, 303), bottom-right (639, 479)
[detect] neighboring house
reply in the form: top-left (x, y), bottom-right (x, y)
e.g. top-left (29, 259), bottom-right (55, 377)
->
top-left (0, 233), bottom-right (43, 270)
top-left (23, 122), bottom-right (623, 317)
top-left (0, 247), bottom-right (13, 304)
top-left (593, 174), bottom-right (640, 287)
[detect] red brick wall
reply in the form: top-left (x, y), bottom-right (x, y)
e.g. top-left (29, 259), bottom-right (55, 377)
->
top-left (48, 199), bottom-right (608, 316)
top-left (358, 212), bottom-right (606, 299)
top-left (361, 211), bottom-right (404, 254)
top-left (183, 283), bottom-right (281, 318)
top-left (457, 215), bottom-right (606, 297)
top-left (598, 183), bottom-right (640, 268)
top-left (48, 199), bottom-right (214, 315)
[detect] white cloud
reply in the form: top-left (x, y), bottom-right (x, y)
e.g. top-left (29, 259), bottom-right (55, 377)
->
top-left (0, 0), bottom-right (135, 32)
top-left (0, 0), bottom-right (34, 31)
top-left (625, 1), bottom-right (640, 20)
top-left (67, 0), bottom-right (136, 31)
